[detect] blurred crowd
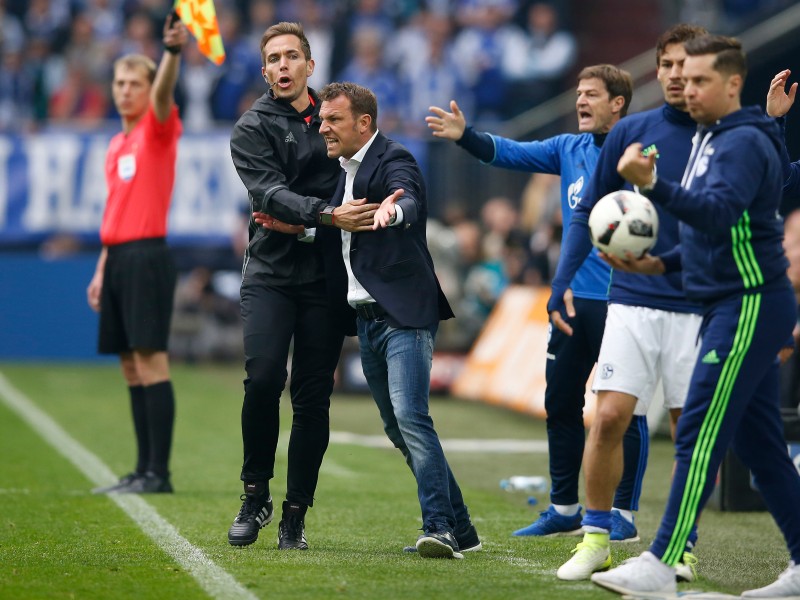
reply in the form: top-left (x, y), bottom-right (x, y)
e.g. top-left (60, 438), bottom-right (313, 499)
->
top-left (0, 0), bottom-right (579, 133)
top-left (6, 0), bottom-right (798, 362)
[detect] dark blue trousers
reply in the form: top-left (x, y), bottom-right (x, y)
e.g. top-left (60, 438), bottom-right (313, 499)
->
top-left (651, 287), bottom-right (800, 565)
top-left (546, 297), bottom-right (648, 508)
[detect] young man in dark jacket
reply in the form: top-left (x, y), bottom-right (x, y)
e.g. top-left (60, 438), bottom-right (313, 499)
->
top-left (227, 22), bottom-right (376, 550)
top-left (593, 35), bottom-right (800, 598)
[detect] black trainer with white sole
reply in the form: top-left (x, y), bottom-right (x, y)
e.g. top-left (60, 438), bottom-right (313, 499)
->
top-left (92, 472), bottom-right (144, 494)
top-left (416, 531), bottom-right (463, 559)
top-left (109, 471), bottom-right (173, 494)
top-left (228, 492), bottom-right (274, 546)
top-left (404, 522), bottom-right (481, 553)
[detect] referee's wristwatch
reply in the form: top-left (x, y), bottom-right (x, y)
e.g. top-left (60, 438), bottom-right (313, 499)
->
top-left (319, 205), bottom-right (336, 226)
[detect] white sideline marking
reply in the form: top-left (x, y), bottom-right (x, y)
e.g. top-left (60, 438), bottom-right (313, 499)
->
top-left (329, 431), bottom-right (548, 454)
top-left (622, 594), bottom-right (741, 599)
top-left (0, 372), bottom-right (258, 600)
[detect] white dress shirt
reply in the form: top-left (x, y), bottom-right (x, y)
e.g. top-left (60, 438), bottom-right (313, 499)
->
top-left (339, 130), bottom-right (404, 307)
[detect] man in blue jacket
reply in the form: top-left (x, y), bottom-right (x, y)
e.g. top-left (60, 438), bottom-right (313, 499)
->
top-left (592, 34), bottom-right (800, 599)
top-left (427, 65), bottom-right (650, 542)
top-left (551, 24), bottom-right (707, 581)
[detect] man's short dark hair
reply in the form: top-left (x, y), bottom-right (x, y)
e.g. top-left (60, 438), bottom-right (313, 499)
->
top-left (577, 64), bottom-right (634, 117)
top-left (319, 82), bottom-right (379, 133)
top-left (684, 34), bottom-right (747, 81)
top-left (656, 23), bottom-right (709, 65)
top-left (260, 22), bottom-right (311, 68)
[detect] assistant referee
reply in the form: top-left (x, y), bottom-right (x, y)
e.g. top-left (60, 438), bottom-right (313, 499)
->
top-left (87, 14), bottom-right (187, 494)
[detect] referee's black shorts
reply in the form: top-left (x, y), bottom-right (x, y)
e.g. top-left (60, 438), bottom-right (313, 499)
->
top-left (98, 237), bottom-right (177, 355)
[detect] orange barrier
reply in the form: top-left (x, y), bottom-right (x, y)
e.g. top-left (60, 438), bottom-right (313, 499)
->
top-left (452, 285), bottom-right (597, 424)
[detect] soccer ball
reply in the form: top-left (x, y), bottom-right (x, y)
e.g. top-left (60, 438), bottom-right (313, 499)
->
top-left (588, 190), bottom-right (659, 259)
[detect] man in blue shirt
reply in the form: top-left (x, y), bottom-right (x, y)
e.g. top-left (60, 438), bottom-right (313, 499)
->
top-left (592, 34), bottom-right (800, 599)
top-left (549, 24), bottom-right (708, 582)
top-left (427, 65), bottom-right (649, 542)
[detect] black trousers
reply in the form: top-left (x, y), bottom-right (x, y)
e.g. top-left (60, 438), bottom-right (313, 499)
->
top-left (239, 278), bottom-right (344, 507)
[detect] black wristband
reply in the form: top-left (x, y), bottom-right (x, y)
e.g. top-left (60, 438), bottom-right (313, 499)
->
top-left (164, 44), bottom-right (181, 55)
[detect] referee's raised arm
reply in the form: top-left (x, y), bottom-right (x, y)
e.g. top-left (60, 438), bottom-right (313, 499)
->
top-left (152, 12), bottom-right (188, 122)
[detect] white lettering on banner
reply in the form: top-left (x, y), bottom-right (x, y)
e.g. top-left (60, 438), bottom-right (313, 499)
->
top-left (23, 135), bottom-right (83, 231)
top-left (74, 137), bottom-right (109, 230)
top-left (169, 138), bottom-right (247, 236)
top-left (0, 137), bottom-right (12, 228)
top-left (5, 131), bottom-right (246, 240)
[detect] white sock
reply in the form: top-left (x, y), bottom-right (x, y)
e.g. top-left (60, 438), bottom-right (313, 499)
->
top-left (583, 525), bottom-right (609, 534)
top-left (552, 503), bottom-right (580, 517)
top-left (612, 508), bottom-right (634, 523)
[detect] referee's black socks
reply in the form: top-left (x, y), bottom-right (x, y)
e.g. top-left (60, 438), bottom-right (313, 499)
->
top-left (144, 380), bottom-right (175, 478)
top-left (129, 384), bottom-right (149, 474)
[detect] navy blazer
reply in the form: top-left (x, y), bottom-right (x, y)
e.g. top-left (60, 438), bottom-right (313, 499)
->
top-left (317, 133), bottom-right (454, 336)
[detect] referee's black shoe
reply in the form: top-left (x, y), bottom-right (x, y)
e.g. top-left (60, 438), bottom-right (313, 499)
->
top-left (92, 472), bottom-right (144, 494)
top-left (228, 483), bottom-right (273, 546)
top-left (277, 501), bottom-right (308, 550)
top-left (105, 471), bottom-right (173, 494)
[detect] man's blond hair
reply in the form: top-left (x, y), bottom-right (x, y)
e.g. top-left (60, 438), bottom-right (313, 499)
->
top-left (113, 54), bottom-right (157, 84)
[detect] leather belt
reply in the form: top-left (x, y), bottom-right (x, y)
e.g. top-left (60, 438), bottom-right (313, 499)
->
top-left (355, 302), bottom-right (388, 320)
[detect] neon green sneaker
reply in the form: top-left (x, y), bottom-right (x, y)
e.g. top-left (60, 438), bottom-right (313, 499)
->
top-left (557, 532), bottom-right (612, 580)
top-left (676, 551), bottom-right (698, 582)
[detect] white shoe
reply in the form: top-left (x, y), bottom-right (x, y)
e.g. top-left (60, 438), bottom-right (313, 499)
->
top-left (742, 561), bottom-right (800, 598)
top-left (591, 551), bottom-right (677, 596)
top-left (557, 532), bottom-right (611, 581)
top-left (675, 551), bottom-right (698, 582)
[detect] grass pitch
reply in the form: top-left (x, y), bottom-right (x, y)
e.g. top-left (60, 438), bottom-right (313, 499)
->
top-left (0, 363), bottom-right (793, 599)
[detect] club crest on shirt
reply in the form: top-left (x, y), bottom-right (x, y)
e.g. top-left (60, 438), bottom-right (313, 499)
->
top-left (696, 144), bottom-right (714, 177)
top-left (600, 363), bottom-right (614, 379)
top-left (117, 154), bottom-right (136, 180)
top-left (568, 175), bottom-right (584, 209)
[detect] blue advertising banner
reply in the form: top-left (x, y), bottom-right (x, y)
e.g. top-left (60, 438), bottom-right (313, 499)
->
top-left (0, 130), bottom-right (248, 247)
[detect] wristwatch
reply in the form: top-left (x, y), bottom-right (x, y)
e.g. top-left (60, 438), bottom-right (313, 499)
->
top-left (319, 205), bottom-right (336, 226)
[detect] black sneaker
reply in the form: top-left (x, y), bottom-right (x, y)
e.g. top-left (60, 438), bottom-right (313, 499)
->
top-left (416, 530), bottom-right (463, 559)
top-left (228, 489), bottom-right (274, 547)
top-left (453, 522), bottom-right (482, 552)
top-left (112, 471), bottom-right (173, 494)
top-left (404, 522), bottom-right (481, 553)
top-left (92, 472), bottom-right (145, 494)
top-left (277, 502), bottom-right (308, 550)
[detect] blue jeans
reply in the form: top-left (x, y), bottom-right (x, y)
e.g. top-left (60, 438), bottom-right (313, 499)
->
top-left (357, 317), bottom-right (470, 534)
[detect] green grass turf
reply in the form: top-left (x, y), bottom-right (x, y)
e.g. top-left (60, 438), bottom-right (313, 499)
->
top-left (0, 363), bottom-right (793, 599)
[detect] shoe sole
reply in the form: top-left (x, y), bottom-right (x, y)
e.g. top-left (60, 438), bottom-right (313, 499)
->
top-left (610, 535), bottom-right (641, 543)
top-left (92, 476), bottom-right (145, 494)
top-left (416, 538), bottom-right (464, 559)
top-left (591, 575), bottom-right (675, 598)
top-left (228, 513), bottom-right (274, 547)
top-left (108, 485), bottom-right (174, 494)
top-left (403, 541), bottom-right (482, 553)
top-left (92, 483), bottom-right (133, 494)
top-left (513, 528), bottom-right (584, 537)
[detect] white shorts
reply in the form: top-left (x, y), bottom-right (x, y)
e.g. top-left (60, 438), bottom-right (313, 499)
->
top-left (592, 304), bottom-right (701, 415)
